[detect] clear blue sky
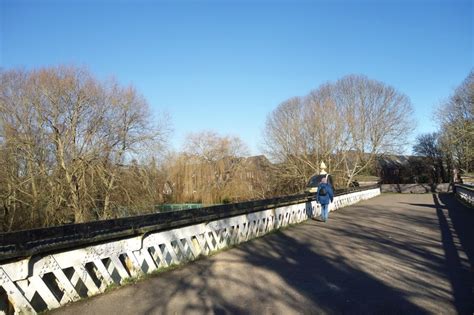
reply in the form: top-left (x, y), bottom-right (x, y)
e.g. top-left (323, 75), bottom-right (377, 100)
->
top-left (1, 0), bottom-right (472, 155)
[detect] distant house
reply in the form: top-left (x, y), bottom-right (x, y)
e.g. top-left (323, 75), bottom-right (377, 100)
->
top-left (377, 155), bottom-right (428, 184)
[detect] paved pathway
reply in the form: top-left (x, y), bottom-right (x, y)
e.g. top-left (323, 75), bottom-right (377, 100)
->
top-left (52, 193), bottom-right (474, 314)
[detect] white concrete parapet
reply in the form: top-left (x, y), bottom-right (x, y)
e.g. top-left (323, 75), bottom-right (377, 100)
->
top-left (0, 188), bottom-right (380, 314)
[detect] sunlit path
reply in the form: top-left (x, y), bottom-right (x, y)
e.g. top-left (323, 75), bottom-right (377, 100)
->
top-left (51, 193), bottom-right (474, 314)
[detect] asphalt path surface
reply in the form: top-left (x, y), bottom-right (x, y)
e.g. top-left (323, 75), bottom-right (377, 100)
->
top-left (52, 193), bottom-right (474, 315)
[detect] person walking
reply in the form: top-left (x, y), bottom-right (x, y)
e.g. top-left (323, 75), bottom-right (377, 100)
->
top-left (316, 176), bottom-right (334, 222)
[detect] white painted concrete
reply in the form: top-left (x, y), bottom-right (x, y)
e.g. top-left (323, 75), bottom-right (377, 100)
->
top-left (0, 188), bottom-right (380, 314)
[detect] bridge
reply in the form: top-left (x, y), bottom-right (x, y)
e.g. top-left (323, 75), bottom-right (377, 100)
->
top-left (1, 186), bottom-right (473, 314)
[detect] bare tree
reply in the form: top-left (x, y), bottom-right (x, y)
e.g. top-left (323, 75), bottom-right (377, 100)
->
top-left (413, 132), bottom-right (447, 183)
top-left (262, 97), bottom-right (311, 192)
top-left (183, 130), bottom-right (248, 162)
top-left (335, 75), bottom-right (415, 186)
top-left (0, 66), bottom-right (169, 230)
top-left (94, 84), bottom-right (168, 219)
top-left (436, 70), bottom-right (474, 173)
top-left (263, 74), bottom-right (414, 191)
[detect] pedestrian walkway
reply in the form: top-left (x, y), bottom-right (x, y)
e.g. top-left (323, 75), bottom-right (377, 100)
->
top-left (51, 193), bottom-right (474, 314)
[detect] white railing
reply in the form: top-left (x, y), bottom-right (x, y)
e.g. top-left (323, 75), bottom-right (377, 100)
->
top-left (0, 188), bottom-right (380, 314)
top-left (455, 184), bottom-right (474, 206)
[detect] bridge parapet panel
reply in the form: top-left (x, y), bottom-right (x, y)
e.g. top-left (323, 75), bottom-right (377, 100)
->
top-left (455, 184), bottom-right (474, 206)
top-left (0, 187), bottom-right (380, 314)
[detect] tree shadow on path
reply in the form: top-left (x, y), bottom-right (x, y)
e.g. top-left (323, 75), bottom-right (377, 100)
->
top-left (233, 228), bottom-right (428, 314)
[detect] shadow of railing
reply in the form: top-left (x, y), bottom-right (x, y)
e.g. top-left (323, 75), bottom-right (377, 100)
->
top-left (391, 194), bottom-right (473, 314)
top-left (435, 194), bottom-right (474, 315)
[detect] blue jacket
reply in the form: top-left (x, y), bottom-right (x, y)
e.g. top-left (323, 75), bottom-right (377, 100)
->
top-left (316, 183), bottom-right (334, 205)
